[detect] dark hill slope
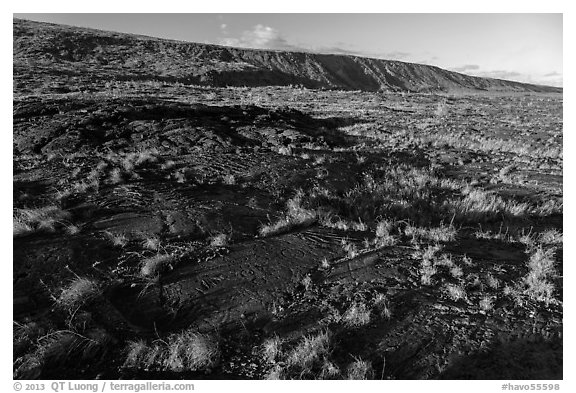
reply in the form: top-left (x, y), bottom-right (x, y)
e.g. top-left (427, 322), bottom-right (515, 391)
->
top-left (13, 18), bottom-right (561, 94)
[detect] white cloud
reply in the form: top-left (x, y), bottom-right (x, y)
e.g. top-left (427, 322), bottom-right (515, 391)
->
top-left (219, 24), bottom-right (295, 50)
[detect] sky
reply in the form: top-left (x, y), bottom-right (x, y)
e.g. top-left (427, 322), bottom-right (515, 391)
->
top-left (13, 13), bottom-right (563, 87)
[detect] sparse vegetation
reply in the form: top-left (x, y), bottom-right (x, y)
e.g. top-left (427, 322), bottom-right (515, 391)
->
top-left (123, 330), bottom-right (219, 372)
top-left (13, 206), bottom-right (72, 236)
top-left (404, 222), bottom-right (457, 243)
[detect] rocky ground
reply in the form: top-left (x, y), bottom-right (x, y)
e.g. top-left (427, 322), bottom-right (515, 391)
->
top-left (13, 84), bottom-right (563, 380)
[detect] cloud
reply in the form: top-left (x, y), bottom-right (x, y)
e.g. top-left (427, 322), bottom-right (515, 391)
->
top-left (219, 24), bottom-right (297, 51)
top-left (451, 64), bottom-right (480, 73)
top-left (544, 71), bottom-right (560, 77)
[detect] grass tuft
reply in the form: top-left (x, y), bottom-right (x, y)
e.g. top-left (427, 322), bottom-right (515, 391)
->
top-left (123, 330), bottom-right (219, 372)
top-left (56, 277), bottom-right (100, 312)
top-left (13, 206), bottom-right (72, 236)
top-left (140, 253), bottom-right (175, 277)
top-left (346, 358), bottom-right (374, 380)
top-left (341, 302), bottom-right (371, 327)
top-left (259, 191), bottom-right (317, 237)
top-left (286, 330), bottom-right (331, 372)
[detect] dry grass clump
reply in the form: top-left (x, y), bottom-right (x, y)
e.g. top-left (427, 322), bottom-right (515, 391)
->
top-left (445, 188), bottom-right (531, 223)
top-left (164, 330), bottom-right (220, 372)
top-left (318, 215), bottom-right (369, 232)
top-left (140, 253), bottom-right (175, 277)
top-left (420, 261), bottom-right (437, 286)
top-left (485, 273), bottom-right (500, 289)
top-left (373, 293), bottom-right (392, 319)
top-left (346, 358), bottom-right (374, 380)
top-left (265, 331), bottom-right (334, 379)
top-left (414, 130), bottom-right (562, 160)
top-left (142, 236), bottom-right (161, 251)
top-left (259, 191), bottom-right (317, 237)
top-left (373, 219), bottom-right (398, 247)
top-left (100, 149), bottom-right (161, 184)
top-left (103, 230), bottom-right (129, 248)
top-left (301, 274), bottom-right (313, 291)
top-left (319, 360), bottom-right (341, 379)
top-left (415, 244), bottom-right (442, 285)
top-left (340, 238), bottom-right (359, 259)
top-left (404, 222), bottom-right (457, 243)
top-left (14, 328), bottom-right (113, 379)
top-left (286, 330), bottom-right (331, 373)
top-left (341, 302), bottom-right (371, 327)
top-left (522, 246), bottom-right (557, 304)
top-left (13, 205), bottom-right (72, 236)
top-left (56, 277), bottom-right (101, 312)
top-left (479, 296), bottom-right (494, 312)
top-left (532, 199), bottom-right (563, 217)
top-left (319, 257), bottom-right (331, 270)
top-left (209, 233), bottom-right (229, 247)
top-left (64, 224), bottom-right (81, 235)
top-left (444, 283), bottom-right (467, 302)
top-left (262, 336), bottom-right (283, 364)
top-left (538, 229), bottom-right (563, 245)
top-left (222, 174), bottom-right (236, 185)
top-left (123, 330), bottom-right (219, 372)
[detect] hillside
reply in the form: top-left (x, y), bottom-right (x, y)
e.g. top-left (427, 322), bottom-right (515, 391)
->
top-left (13, 18), bottom-right (561, 94)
